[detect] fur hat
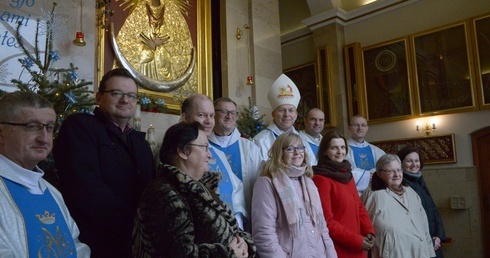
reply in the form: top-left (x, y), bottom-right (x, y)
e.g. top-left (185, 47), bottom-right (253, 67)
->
top-left (267, 74), bottom-right (301, 110)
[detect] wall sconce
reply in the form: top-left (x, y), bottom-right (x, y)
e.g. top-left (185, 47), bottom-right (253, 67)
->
top-left (236, 24), bottom-right (250, 40)
top-left (416, 122), bottom-right (436, 136)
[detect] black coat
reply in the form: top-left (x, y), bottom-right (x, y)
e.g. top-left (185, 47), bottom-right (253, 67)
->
top-left (404, 172), bottom-right (446, 258)
top-left (53, 107), bottom-right (155, 258)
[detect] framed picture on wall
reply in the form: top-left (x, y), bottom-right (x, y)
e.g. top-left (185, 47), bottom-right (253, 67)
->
top-left (411, 22), bottom-right (477, 115)
top-left (344, 42), bottom-right (366, 119)
top-left (473, 14), bottom-right (490, 109)
top-left (362, 38), bottom-right (414, 123)
top-left (284, 62), bottom-right (319, 130)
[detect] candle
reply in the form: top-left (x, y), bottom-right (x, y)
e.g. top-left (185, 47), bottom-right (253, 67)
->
top-left (135, 104), bottom-right (141, 119)
top-left (133, 104), bottom-right (141, 131)
top-left (147, 124), bottom-right (155, 144)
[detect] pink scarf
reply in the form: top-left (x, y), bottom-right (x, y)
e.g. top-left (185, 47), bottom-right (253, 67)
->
top-left (272, 165), bottom-right (323, 238)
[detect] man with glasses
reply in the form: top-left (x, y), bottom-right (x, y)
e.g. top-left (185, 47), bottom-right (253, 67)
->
top-left (253, 74), bottom-right (316, 164)
top-left (0, 91), bottom-right (90, 257)
top-left (345, 115), bottom-right (386, 195)
top-left (209, 97), bottom-right (262, 228)
top-left (53, 68), bottom-right (155, 258)
top-left (181, 94), bottom-right (247, 229)
top-left (299, 108), bottom-right (325, 165)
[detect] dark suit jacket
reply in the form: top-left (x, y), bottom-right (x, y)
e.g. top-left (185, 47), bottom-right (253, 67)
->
top-left (53, 107), bottom-right (155, 258)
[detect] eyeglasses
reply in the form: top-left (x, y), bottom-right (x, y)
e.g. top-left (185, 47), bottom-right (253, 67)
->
top-left (379, 169), bottom-right (403, 174)
top-left (101, 90), bottom-right (138, 102)
top-left (0, 122), bottom-right (56, 133)
top-left (283, 146), bottom-right (305, 153)
top-left (350, 123), bottom-right (367, 128)
top-left (187, 143), bottom-right (209, 151)
top-left (215, 109), bottom-right (239, 117)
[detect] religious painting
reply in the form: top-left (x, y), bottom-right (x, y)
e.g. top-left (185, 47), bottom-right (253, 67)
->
top-left (316, 46), bottom-right (337, 128)
top-left (371, 134), bottom-right (456, 165)
top-left (473, 14), bottom-right (490, 109)
top-left (412, 22), bottom-right (477, 115)
top-left (284, 62), bottom-right (318, 130)
top-left (362, 38), bottom-right (414, 123)
top-left (97, 0), bottom-right (213, 114)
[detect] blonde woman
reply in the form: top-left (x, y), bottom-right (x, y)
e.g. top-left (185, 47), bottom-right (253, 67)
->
top-left (251, 132), bottom-right (337, 258)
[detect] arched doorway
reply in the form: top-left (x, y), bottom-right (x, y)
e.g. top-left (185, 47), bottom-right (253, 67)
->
top-left (471, 126), bottom-right (490, 258)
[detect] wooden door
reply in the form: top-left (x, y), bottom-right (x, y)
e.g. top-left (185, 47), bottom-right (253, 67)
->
top-left (471, 126), bottom-right (490, 258)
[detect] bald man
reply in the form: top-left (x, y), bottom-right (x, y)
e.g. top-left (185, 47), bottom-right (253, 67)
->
top-left (181, 94), bottom-right (247, 229)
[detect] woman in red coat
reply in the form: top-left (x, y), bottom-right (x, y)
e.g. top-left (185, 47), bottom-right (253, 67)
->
top-left (312, 131), bottom-right (375, 257)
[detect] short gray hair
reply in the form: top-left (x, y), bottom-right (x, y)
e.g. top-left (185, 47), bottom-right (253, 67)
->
top-left (0, 92), bottom-right (53, 122)
top-left (376, 154), bottom-right (401, 171)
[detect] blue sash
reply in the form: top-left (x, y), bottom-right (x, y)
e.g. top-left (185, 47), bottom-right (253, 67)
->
top-left (350, 145), bottom-right (376, 170)
top-left (209, 147), bottom-right (234, 209)
top-left (209, 141), bottom-right (243, 180)
top-left (308, 142), bottom-right (319, 160)
top-left (3, 177), bottom-right (77, 258)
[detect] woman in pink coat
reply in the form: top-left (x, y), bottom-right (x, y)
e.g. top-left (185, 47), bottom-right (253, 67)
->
top-left (251, 132), bottom-right (337, 258)
top-left (312, 131), bottom-right (375, 257)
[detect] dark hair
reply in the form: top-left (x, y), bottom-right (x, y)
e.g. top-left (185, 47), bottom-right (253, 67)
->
top-left (317, 130), bottom-right (348, 164)
top-left (159, 122), bottom-right (204, 165)
top-left (0, 91), bottom-right (53, 122)
top-left (397, 146), bottom-right (424, 170)
top-left (98, 68), bottom-right (135, 92)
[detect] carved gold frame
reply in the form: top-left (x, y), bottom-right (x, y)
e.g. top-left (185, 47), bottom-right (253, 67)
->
top-left (371, 133), bottom-right (456, 165)
top-left (411, 21), bottom-right (477, 115)
top-left (361, 37), bottom-right (415, 124)
top-left (96, 0), bottom-right (213, 114)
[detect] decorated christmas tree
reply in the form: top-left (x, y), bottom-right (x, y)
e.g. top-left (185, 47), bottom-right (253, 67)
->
top-left (1, 3), bottom-right (96, 136)
top-left (0, 3), bottom-right (96, 186)
top-left (237, 97), bottom-right (267, 140)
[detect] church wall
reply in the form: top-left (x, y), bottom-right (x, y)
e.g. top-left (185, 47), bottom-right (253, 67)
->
top-left (281, 0), bottom-right (490, 257)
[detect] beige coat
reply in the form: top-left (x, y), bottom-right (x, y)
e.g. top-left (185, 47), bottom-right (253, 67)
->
top-left (362, 186), bottom-right (436, 258)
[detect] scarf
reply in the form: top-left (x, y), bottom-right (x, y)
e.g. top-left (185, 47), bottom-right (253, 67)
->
top-left (272, 164), bottom-right (322, 238)
top-left (313, 159), bottom-right (353, 183)
top-left (403, 171), bottom-right (422, 179)
top-left (388, 184), bottom-right (406, 197)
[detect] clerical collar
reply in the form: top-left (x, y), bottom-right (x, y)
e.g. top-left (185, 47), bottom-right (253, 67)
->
top-left (302, 131), bottom-right (322, 144)
top-left (348, 138), bottom-right (368, 147)
top-left (215, 133), bottom-right (232, 148)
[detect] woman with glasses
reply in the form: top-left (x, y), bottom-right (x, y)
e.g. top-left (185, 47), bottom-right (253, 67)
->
top-left (361, 154), bottom-right (436, 258)
top-left (132, 122), bottom-right (255, 258)
top-left (312, 131), bottom-right (375, 258)
top-left (397, 146), bottom-right (446, 258)
top-left (251, 132), bottom-right (337, 258)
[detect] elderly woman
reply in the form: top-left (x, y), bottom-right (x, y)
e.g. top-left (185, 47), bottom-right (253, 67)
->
top-left (132, 122), bottom-right (255, 257)
top-left (397, 146), bottom-right (446, 258)
top-left (361, 154), bottom-right (435, 258)
top-left (312, 131), bottom-right (375, 258)
top-left (252, 132), bottom-right (337, 258)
